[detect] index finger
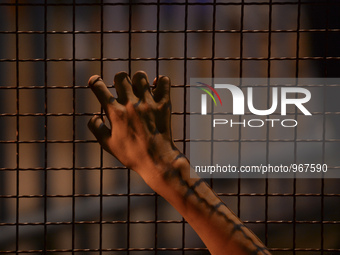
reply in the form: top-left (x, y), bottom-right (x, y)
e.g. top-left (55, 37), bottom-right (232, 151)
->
top-left (88, 75), bottom-right (116, 106)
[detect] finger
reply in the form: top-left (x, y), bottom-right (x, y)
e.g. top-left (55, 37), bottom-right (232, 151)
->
top-left (152, 75), bottom-right (171, 103)
top-left (88, 115), bottom-right (111, 151)
top-left (114, 71), bottom-right (136, 104)
top-left (132, 71), bottom-right (152, 100)
top-left (88, 75), bottom-right (116, 106)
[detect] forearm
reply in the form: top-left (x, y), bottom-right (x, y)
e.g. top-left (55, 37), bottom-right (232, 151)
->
top-left (142, 156), bottom-right (270, 255)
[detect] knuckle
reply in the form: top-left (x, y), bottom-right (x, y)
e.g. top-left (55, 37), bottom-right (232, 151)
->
top-left (108, 96), bottom-right (116, 105)
top-left (115, 107), bottom-right (126, 119)
top-left (109, 105), bottom-right (126, 120)
top-left (158, 100), bottom-right (171, 112)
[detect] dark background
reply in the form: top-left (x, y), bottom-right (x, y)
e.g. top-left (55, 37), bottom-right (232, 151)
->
top-left (0, 0), bottom-right (339, 254)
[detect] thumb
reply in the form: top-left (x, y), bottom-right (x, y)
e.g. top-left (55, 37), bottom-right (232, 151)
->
top-left (88, 115), bottom-right (111, 152)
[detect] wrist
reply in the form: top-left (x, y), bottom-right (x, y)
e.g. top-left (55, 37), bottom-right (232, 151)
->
top-left (139, 153), bottom-right (192, 194)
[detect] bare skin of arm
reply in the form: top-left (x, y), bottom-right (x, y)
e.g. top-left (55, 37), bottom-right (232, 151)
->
top-left (87, 71), bottom-right (271, 255)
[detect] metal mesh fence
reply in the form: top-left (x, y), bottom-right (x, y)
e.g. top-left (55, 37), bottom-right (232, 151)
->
top-left (0, 0), bottom-right (339, 254)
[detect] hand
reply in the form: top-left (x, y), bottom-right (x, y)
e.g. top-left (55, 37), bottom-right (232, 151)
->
top-left (88, 71), bottom-right (180, 178)
top-left (88, 71), bottom-right (270, 255)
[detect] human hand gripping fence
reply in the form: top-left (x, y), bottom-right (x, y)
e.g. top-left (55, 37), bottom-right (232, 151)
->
top-left (87, 71), bottom-right (271, 255)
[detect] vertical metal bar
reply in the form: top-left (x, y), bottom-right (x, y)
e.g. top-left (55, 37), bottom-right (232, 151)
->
top-left (295, 0), bottom-right (301, 78)
top-left (265, 0), bottom-right (273, 247)
top-left (156, 0), bottom-right (160, 80)
top-left (128, 0), bottom-right (132, 77)
top-left (320, 83), bottom-right (326, 255)
top-left (293, 1), bottom-right (302, 254)
top-left (210, 0), bottom-right (216, 189)
top-left (292, 164), bottom-right (297, 255)
top-left (15, 1), bottom-right (19, 254)
top-left (43, 0), bottom-right (48, 254)
top-left (0, 3), bottom-right (8, 223)
top-left (182, 1), bottom-right (188, 253)
top-left (155, 0), bottom-right (160, 253)
top-left (72, 1), bottom-right (76, 254)
top-left (237, 0), bottom-right (245, 219)
top-left (211, 0), bottom-right (216, 78)
top-left (99, 1), bottom-right (104, 254)
top-left (321, 2), bottom-right (329, 254)
top-left (127, 1), bottom-right (132, 254)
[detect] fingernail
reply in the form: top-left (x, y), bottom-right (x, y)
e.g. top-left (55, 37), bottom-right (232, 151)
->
top-left (159, 76), bottom-right (169, 83)
top-left (88, 75), bottom-right (102, 87)
top-left (114, 71), bottom-right (129, 84)
top-left (88, 115), bottom-right (102, 132)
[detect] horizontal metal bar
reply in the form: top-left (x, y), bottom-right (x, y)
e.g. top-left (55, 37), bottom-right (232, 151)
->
top-left (1, 112), bottom-right (340, 117)
top-left (0, 1), bottom-right (338, 6)
top-left (0, 113), bottom-right (97, 117)
top-left (1, 138), bottom-right (340, 144)
top-left (0, 247), bottom-right (339, 254)
top-left (0, 166), bottom-right (128, 171)
top-left (0, 28), bottom-right (340, 35)
top-left (1, 220), bottom-right (339, 227)
top-left (7, 165), bottom-right (340, 171)
top-left (0, 193), bottom-right (157, 198)
top-left (1, 56), bottom-right (340, 62)
top-left (2, 84), bottom-right (340, 90)
top-left (1, 192), bottom-right (339, 199)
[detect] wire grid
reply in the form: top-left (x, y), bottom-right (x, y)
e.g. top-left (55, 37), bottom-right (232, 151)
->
top-left (0, 0), bottom-right (340, 255)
